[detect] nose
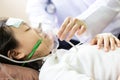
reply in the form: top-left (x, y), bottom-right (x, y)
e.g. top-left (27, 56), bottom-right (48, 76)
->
top-left (38, 23), bottom-right (43, 32)
top-left (34, 27), bottom-right (43, 34)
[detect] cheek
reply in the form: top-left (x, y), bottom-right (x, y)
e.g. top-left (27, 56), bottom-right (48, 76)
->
top-left (16, 32), bottom-right (38, 45)
top-left (36, 37), bottom-right (54, 57)
top-left (44, 37), bottom-right (54, 49)
top-left (17, 36), bottom-right (39, 53)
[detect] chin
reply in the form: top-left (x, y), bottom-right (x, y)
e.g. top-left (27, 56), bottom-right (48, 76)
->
top-left (47, 35), bottom-right (54, 49)
top-left (48, 39), bottom-right (54, 51)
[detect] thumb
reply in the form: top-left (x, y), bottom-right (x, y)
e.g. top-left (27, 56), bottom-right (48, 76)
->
top-left (90, 38), bottom-right (97, 45)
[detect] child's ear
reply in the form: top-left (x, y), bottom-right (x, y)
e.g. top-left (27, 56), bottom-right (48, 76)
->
top-left (7, 49), bottom-right (25, 60)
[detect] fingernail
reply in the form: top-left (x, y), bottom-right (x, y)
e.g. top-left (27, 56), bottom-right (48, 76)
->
top-left (105, 48), bottom-right (108, 52)
top-left (66, 38), bottom-right (70, 42)
top-left (118, 44), bottom-right (120, 47)
top-left (97, 46), bottom-right (100, 49)
top-left (59, 38), bottom-right (63, 41)
top-left (111, 47), bottom-right (115, 50)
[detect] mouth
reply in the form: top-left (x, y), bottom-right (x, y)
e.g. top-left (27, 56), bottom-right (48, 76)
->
top-left (43, 33), bottom-right (48, 38)
top-left (38, 32), bottom-right (48, 39)
top-left (43, 32), bottom-right (53, 39)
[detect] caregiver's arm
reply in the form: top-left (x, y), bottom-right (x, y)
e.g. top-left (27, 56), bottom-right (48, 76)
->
top-left (76, 0), bottom-right (120, 39)
top-left (90, 33), bottom-right (120, 52)
top-left (58, 0), bottom-right (120, 41)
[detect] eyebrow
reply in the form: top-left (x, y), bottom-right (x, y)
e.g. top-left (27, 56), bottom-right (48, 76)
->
top-left (25, 27), bottom-right (31, 32)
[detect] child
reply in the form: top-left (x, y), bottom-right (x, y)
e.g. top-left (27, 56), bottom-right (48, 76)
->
top-left (0, 17), bottom-right (120, 80)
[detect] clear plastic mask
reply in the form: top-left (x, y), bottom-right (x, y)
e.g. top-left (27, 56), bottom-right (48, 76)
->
top-left (38, 22), bottom-right (59, 51)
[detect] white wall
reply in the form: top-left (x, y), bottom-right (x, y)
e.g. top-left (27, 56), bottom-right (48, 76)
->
top-left (0, 0), bottom-right (29, 23)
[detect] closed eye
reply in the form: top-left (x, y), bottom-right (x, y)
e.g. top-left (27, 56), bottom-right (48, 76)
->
top-left (25, 27), bottom-right (31, 32)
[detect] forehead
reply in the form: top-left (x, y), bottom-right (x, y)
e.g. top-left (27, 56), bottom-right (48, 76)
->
top-left (10, 23), bottom-right (30, 32)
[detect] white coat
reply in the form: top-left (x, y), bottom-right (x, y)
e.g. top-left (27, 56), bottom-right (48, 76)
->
top-left (39, 44), bottom-right (120, 80)
top-left (26, 0), bottom-right (120, 42)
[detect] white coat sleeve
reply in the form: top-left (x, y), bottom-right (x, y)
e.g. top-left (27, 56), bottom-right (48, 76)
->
top-left (26, 0), bottom-right (57, 28)
top-left (76, 0), bottom-right (120, 42)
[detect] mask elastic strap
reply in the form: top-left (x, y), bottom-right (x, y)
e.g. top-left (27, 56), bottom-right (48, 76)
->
top-left (22, 39), bottom-right (42, 66)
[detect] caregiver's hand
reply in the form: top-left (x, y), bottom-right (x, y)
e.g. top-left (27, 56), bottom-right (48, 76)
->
top-left (90, 33), bottom-right (120, 52)
top-left (57, 17), bottom-right (87, 41)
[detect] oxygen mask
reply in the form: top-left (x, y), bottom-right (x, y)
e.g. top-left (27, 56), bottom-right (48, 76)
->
top-left (38, 22), bottom-right (59, 51)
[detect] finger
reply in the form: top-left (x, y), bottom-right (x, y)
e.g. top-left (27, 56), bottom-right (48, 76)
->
top-left (103, 35), bottom-right (110, 52)
top-left (110, 37), bottom-right (115, 50)
top-left (76, 25), bottom-right (86, 35)
top-left (114, 36), bottom-right (120, 47)
top-left (57, 17), bottom-right (71, 38)
top-left (59, 19), bottom-right (74, 41)
top-left (75, 19), bottom-right (87, 35)
top-left (90, 37), bottom-right (97, 45)
top-left (66, 24), bottom-right (78, 41)
top-left (97, 36), bottom-right (104, 49)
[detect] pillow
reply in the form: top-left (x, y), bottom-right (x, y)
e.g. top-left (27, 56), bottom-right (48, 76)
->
top-left (0, 63), bottom-right (39, 80)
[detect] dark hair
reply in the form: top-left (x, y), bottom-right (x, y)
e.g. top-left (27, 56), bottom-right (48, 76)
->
top-left (0, 18), bottom-right (42, 70)
top-left (0, 18), bottom-right (19, 63)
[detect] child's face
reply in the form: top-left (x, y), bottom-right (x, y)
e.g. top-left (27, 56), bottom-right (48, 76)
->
top-left (10, 23), bottom-right (54, 59)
